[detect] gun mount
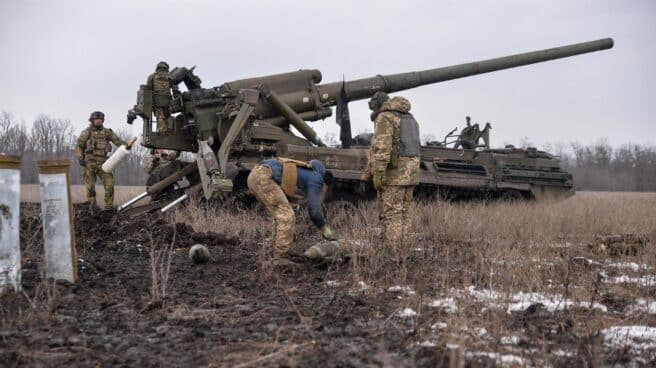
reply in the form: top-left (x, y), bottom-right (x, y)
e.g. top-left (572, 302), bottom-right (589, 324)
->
top-left (123, 38), bottom-right (613, 213)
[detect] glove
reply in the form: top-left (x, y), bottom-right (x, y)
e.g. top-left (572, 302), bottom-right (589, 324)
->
top-left (321, 227), bottom-right (336, 241)
top-left (373, 174), bottom-right (383, 192)
top-left (79, 159), bottom-right (86, 167)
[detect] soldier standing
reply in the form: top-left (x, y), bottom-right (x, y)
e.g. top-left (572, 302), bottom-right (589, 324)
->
top-left (247, 158), bottom-right (335, 268)
top-left (147, 61), bottom-right (172, 133)
top-left (367, 92), bottom-right (421, 248)
top-left (75, 111), bottom-right (128, 210)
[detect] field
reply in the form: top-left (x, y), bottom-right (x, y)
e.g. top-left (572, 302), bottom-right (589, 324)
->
top-left (19, 184), bottom-right (145, 204)
top-left (1, 190), bottom-right (656, 367)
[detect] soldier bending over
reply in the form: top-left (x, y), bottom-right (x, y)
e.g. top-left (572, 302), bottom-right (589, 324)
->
top-left (247, 158), bottom-right (335, 269)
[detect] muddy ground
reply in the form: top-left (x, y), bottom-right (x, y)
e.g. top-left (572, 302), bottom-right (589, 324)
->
top-left (1, 203), bottom-right (430, 367)
top-left (1, 202), bottom-right (655, 367)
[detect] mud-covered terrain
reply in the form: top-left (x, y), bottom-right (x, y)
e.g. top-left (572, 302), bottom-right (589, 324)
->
top-left (2, 204), bottom-right (432, 367)
top-left (2, 196), bottom-right (656, 367)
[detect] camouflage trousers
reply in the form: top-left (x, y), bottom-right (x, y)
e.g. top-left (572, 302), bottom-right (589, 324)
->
top-left (247, 165), bottom-right (295, 257)
top-left (379, 185), bottom-right (414, 248)
top-left (154, 107), bottom-right (170, 133)
top-left (84, 162), bottom-right (114, 210)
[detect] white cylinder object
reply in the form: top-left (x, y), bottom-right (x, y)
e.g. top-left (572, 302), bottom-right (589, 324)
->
top-left (38, 160), bottom-right (76, 283)
top-left (102, 145), bottom-right (130, 173)
top-left (0, 155), bottom-right (22, 293)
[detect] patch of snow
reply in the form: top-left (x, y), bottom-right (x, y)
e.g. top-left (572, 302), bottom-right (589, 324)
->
top-left (428, 297), bottom-right (459, 313)
top-left (418, 340), bottom-right (436, 347)
top-left (356, 281), bottom-right (369, 291)
top-left (579, 301), bottom-right (609, 313)
top-left (387, 285), bottom-right (416, 295)
top-left (431, 322), bottom-right (447, 330)
top-left (608, 262), bottom-right (651, 272)
top-left (467, 286), bottom-right (503, 301)
top-left (476, 327), bottom-right (488, 337)
top-left (552, 349), bottom-right (576, 357)
top-left (506, 292), bottom-right (607, 314)
top-left (464, 351), bottom-right (525, 367)
top-left (606, 275), bottom-right (656, 287)
top-left (446, 343), bottom-right (460, 350)
top-left (501, 336), bottom-right (520, 345)
top-left (325, 280), bottom-right (341, 287)
top-left (602, 326), bottom-right (656, 352)
top-left (630, 299), bottom-right (656, 315)
top-left (398, 308), bottom-right (417, 318)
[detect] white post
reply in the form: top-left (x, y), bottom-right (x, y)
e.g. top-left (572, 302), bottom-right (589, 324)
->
top-left (0, 155), bottom-right (22, 293)
top-left (37, 160), bottom-right (76, 283)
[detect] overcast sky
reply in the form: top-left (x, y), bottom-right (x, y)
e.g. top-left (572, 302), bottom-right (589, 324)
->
top-left (1, 0), bottom-right (654, 150)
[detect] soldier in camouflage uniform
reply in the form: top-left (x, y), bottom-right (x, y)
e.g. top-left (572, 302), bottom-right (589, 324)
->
top-left (144, 149), bottom-right (178, 174)
top-left (147, 61), bottom-right (172, 133)
top-left (247, 158), bottom-right (335, 268)
top-left (367, 92), bottom-right (421, 248)
top-left (75, 111), bottom-right (127, 210)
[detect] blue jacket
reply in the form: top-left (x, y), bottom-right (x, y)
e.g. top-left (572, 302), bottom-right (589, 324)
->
top-left (261, 159), bottom-right (326, 228)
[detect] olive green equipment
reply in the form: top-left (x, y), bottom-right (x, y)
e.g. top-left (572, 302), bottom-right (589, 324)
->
top-left (120, 38), bottom-right (613, 214)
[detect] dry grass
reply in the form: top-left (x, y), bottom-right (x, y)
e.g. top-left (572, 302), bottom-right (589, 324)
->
top-left (171, 191), bottom-right (656, 364)
top-left (145, 229), bottom-right (176, 308)
top-left (20, 184), bottom-right (145, 204)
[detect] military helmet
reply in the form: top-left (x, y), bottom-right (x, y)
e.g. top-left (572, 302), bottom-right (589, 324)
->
top-left (89, 111), bottom-right (105, 122)
top-left (368, 91), bottom-right (390, 112)
top-left (156, 61), bottom-right (169, 71)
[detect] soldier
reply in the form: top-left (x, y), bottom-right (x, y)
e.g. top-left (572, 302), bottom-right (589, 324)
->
top-left (247, 158), bottom-right (336, 268)
top-left (456, 116), bottom-right (478, 149)
top-left (75, 111), bottom-right (128, 210)
top-left (144, 149), bottom-right (178, 174)
top-left (367, 92), bottom-right (421, 248)
top-left (147, 61), bottom-right (173, 133)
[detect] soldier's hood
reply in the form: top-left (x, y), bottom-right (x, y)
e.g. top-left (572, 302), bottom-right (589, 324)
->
top-left (380, 96), bottom-right (411, 113)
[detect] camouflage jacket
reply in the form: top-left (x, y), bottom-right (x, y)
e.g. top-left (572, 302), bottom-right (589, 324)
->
top-left (370, 96), bottom-right (420, 186)
top-left (147, 70), bottom-right (172, 107)
top-left (76, 125), bottom-right (126, 163)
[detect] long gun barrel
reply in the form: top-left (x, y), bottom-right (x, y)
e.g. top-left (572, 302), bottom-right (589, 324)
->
top-left (317, 38), bottom-right (614, 102)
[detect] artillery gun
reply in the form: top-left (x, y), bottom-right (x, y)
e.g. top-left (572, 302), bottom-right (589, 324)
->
top-left (121, 38), bottom-right (613, 213)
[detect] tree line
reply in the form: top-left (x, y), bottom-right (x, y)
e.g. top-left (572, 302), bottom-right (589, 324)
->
top-left (0, 112), bottom-right (148, 185)
top-left (1, 111), bottom-right (654, 191)
top-left (559, 140), bottom-right (656, 192)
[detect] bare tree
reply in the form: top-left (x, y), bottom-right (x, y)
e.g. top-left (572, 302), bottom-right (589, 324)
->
top-left (0, 111), bottom-right (29, 156)
top-left (592, 138), bottom-right (612, 167)
top-left (112, 128), bottom-right (149, 185)
top-left (29, 114), bottom-right (74, 159)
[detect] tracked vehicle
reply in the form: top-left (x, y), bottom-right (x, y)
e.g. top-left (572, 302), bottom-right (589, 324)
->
top-left (121, 38), bottom-right (612, 213)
